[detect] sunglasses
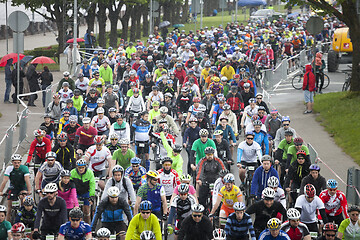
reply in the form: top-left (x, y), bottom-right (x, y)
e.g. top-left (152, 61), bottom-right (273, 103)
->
top-left (179, 193), bottom-right (188, 196)
top-left (71, 218), bottom-right (81, 222)
top-left (163, 163), bottom-right (172, 167)
top-left (256, 98), bottom-right (262, 100)
top-left (111, 139), bottom-right (118, 141)
top-left (46, 192), bottom-right (55, 195)
top-left (192, 214), bottom-right (202, 218)
top-left (283, 124), bottom-right (289, 126)
top-left (247, 138), bottom-right (254, 140)
top-left (326, 234), bottom-right (336, 237)
top-left (132, 165), bottom-right (139, 167)
top-left (59, 140), bottom-right (67, 142)
top-left (141, 211), bottom-right (151, 214)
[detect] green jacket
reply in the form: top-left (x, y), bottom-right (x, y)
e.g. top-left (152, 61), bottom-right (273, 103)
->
top-left (70, 168), bottom-right (96, 196)
top-left (160, 132), bottom-right (183, 175)
top-left (99, 65), bottom-right (113, 84)
top-left (72, 95), bottom-right (84, 112)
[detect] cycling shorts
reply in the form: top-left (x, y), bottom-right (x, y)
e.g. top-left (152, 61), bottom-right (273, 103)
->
top-left (220, 204), bottom-right (234, 217)
top-left (102, 221), bottom-right (127, 233)
top-left (135, 141), bottom-right (150, 154)
top-left (240, 161), bottom-right (258, 169)
top-left (93, 169), bottom-right (107, 178)
top-left (77, 192), bottom-right (91, 206)
top-left (7, 188), bottom-right (26, 201)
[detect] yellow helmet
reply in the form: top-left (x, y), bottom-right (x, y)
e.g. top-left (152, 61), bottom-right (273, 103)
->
top-left (146, 170), bottom-right (159, 179)
top-left (212, 77), bottom-right (220, 82)
top-left (267, 218), bottom-right (281, 230)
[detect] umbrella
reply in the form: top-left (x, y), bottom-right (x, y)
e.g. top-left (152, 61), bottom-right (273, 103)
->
top-left (66, 38), bottom-right (85, 43)
top-left (159, 21), bottom-right (170, 28)
top-left (0, 53), bottom-right (25, 67)
top-left (20, 55), bottom-right (34, 68)
top-left (31, 56), bottom-right (56, 65)
top-left (173, 24), bottom-right (185, 28)
top-left (237, 0), bottom-right (266, 7)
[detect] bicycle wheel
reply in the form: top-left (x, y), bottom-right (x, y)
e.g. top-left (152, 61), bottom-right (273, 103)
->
top-left (342, 81), bottom-right (350, 91)
top-left (323, 74), bottom-right (330, 89)
top-left (291, 74), bottom-right (303, 90)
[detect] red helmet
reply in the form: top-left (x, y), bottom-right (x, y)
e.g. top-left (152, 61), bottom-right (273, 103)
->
top-left (11, 222), bottom-right (26, 233)
top-left (304, 184), bottom-right (316, 198)
top-left (296, 150), bottom-right (306, 157)
top-left (94, 135), bottom-right (105, 145)
top-left (323, 222), bottom-right (338, 232)
top-left (193, 97), bottom-right (201, 103)
top-left (293, 137), bottom-right (303, 146)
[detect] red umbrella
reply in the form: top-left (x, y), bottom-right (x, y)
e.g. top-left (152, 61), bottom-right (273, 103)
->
top-left (0, 53), bottom-right (25, 67)
top-left (66, 38), bottom-right (85, 43)
top-left (31, 56), bottom-right (56, 65)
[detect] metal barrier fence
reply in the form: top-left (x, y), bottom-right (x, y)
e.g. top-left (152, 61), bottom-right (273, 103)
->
top-left (307, 143), bottom-right (318, 164)
top-left (347, 167), bottom-right (360, 205)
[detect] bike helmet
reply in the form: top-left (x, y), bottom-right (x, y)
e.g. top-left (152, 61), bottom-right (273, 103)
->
top-left (309, 164), bottom-right (321, 172)
top-left (191, 204), bottom-right (205, 213)
top-left (74, 89), bottom-right (81, 96)
top-left (63, 71), bottom-right (70, 76)
top-left (82, 117), bottom-right (91, 124)
top-left (43, 182), bottom-right (58, 193)
top-left (219, 169), bottom-right (229, 178)
top-left (119, 138), bottom-right (130, 145)
top-left (57, 132), bottom-right (68, 140)
top-left (282, 116), bottom-right (291, 122)
top-left (284, 130), bottom-right (293, 136)
top-left (140, 200), bottom-right (153, 211)
top-left (287, 208), bottom-right (301, 220)
top-left (204, 147), bottom-right (215, 154)
top-left (109, 107), bottom-right (116, 113)
top-left (304, 184), bottom-right (316, 198)
top-left (261, 155), bottom-right (272, 163)
top-left (245, 132), bottom-right (255, 137)
top-left (97, 228), bottom-right (111, 238)
top-left (293, 137), bottom-right (303, 146)
top-left (253, 120), bottom-right (262, 126)
top-left (180, 174), bottom-right (192, 181)
top-left (11, 154), bottom-right (22, 161)
top-left (140, 230), bottom-right (156, 240)
top-left (173, 145), bottom-right (183, 153)
top-left (94, 135), bottom-right (105, 144)
top-left (296, 150), bottom-right (306, 158)
top-left (146, 170), bottom-right (159, 179)
top-left (213, 130), bottom-right (224, 136)
top-left (110, 133), bottom-right (119, 140)
top-left (199, 129), bottom-right (209, 136)
top-left (76, 159), bottom-right (87, 167)
top-left (97, 107), bottom-right (105, 114)
top-left (213, 229), bottom-right (226, 240)
top-left (23, 196), bottom-right (35, 206)
top-left (107, 186), bottom-right (120, 197)
top-left (43, 113), bottom-right (51, 118)
top-left (223, 104), bottom-right (231, 110)
top-left (97, 98), bottom-right (105, 104)
top-left (248, 98), bottom-right (256, 103)
top-left (348, 205), bottom-right (360, 213)
top-left (323, 222), bottom-right (338, 232)
top-left (267, 176), bottom-right (280, 188)
top-left (45, 151), bottom-right (56, 159)
top-left (267, 218), bottom-right (281, 230)
top-left (193, 97), bottom-right (201, 103)
top-left (69, 207), bottom-right (83, 219)
top-left (69, 115), bottom-right (78, 123)
top-left (34, 129), bottom-right (43, 137)
top-left (327, 179), bottom-right (338, 189)
top-left (218, 97), bottom-right (226, 103)
top-left (53, 93), bottom-right (60, 99)
top-left (66, 99), bottom-right (73, 104)
top-left (159, 106), bottom-right (168, 113)
top-left (11, 222), bottom-right (26, 233)
top-left (178, 183), bottom-right (190, 194)
top-left (161, 157), bottom-right (173, 164)
top-left (60, 170), bottom-right (71, 177)
top-left (112, 165), bottom-right (124, 174)
top-left (130, 157), bottom-right (141, 165)
top-left (204, 89), bottom-right (212, 95)
top-left (233, 201), bottom-right (246, 211)
top-left (0, 205), bottom-right (6, 212)
top-left (262, 187), bottom-right (276, 199)
top-left (151, 101), bottom-right (160, 107)
top-left (196, 111), bottom-right (205, 119)
top-left (223, 173), bottom-right (235, 183)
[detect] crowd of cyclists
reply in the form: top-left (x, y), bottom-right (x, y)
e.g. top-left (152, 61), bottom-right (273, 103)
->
top-left (0, 10), bottom-right (358, 240)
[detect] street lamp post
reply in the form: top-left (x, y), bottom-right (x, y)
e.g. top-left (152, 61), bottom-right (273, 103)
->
top-left (73, 0), bottom-right (78, 76)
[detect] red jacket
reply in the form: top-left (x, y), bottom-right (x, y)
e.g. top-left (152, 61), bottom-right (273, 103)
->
top-left (27, 137), bottom-right (51, 163)
top-left (302, 65), bottom-right (316, 92)
top-left (174, 69), bottom-right (187, 85)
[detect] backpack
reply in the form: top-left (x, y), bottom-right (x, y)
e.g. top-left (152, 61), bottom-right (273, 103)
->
top-left (112, 177), bottom-right (128, 193)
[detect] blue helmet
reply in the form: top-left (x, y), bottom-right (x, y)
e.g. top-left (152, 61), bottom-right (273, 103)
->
top-left (327, 179), bottom-right (338, 189)
top-left (140, 200), bottom-right (152, 211)
top-left (282, 116), bottom-right (291, 122)
top-left (131, 157), bottom-right (142, 165)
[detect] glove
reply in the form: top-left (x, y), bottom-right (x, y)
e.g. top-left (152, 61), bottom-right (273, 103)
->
top-left (25, 162), bottom-right (30, 167)
top-left (32, 231), bottom-right (41, 240)
top-left (163, 214), bottom-right (167, 221)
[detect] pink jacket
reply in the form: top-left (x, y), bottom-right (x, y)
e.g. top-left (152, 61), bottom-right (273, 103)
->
top-left (266, 48), bottom-right (274, 60)
top-left (57, 183), bottom-right (79, 209)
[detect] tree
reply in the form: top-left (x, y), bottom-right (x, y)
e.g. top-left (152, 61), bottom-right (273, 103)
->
top-left (287, 0), bottom-right (360, 91)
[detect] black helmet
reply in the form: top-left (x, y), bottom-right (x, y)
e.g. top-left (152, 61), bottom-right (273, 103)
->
top-left (173, 145), bottom-right (183, 153)
top-left (204, 147), bottom-right (215, 154)
top-left (161, 157), bottom-right (173, 164)
top-left (219, 169), bottom-right (229, 178)
top-left (69, 207), bottom-right (83, 219)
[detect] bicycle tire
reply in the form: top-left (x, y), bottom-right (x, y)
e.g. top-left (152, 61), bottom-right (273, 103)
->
top-left (322, 74), bottom-right (330, 89)
top-left (292, 74), bottom-right (303, 90)
top-left (342, 81), bottom-right (350, 91)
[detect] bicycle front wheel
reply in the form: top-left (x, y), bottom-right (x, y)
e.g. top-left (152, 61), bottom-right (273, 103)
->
top-left (342, 81), bottom-right (350, 91)
top-left (292, 74), bottom-right (303, 90)
top-left (323, 74), bottom-right (330, 89)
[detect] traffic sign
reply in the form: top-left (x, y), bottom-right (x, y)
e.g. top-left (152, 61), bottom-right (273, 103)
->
top-left (306, 16), bottom-right (324, 36)
top-left (219, 0), bottom-right (227, 9)
top-left (8, 11), bottom-right (30, 32)
top-left (193, 0), bottom-right (201, 14)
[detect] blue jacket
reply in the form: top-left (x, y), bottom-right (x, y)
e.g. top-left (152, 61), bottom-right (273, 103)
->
top-left (253, 130), bottom-right (269, 155)
top-left (214, 125), bottom-right (236, 143)
top-left (225, 212), bottom-right (256, 240)
top-left (250, 166), bottom-right (281, 198)
top-left (137, 69), bottom-right (149, 82)
top-left (258, 229), bottom-right (291, 240)
top-left (183, 126), bottom-right (201, 146)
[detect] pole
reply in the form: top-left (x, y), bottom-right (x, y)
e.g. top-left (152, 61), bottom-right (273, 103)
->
top-left (17, 51), bottom-right (20, 116)
top-left (5, 0), bottom-right (8, 54)
top-left (222, 5), bottom-right (224, 27)
top-left (200, 0), bottom-right (203, 29)
top-left (235, 0), bottom-right (238, 22)
top-left (150, 0), bottom-right (153, 35)
top-left (73, 0), bottom-right (78, 76)
top-left (194, 14), bottom-right (197, 34)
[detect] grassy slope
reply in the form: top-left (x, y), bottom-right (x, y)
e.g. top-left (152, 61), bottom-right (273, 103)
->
top-left (313, 92), bottom-right (360, 165)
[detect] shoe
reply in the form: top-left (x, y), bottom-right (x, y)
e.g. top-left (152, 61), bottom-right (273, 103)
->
top-left (319, 91), bottom-right (323, 94)
top-left (304, 110), bottom-right (312, 114)
top-left (4, 101), bottom-right (11, 104)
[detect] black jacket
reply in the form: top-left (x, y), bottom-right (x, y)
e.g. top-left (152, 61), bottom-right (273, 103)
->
top-left (178, 215), bottom-right (213, 240)
top-left (300, 174), bottom-right (327, 196)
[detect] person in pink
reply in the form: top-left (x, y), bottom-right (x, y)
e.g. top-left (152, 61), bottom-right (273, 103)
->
top-left (57, 170), bottom-right (79, 211)
top-left (265, 44), bottom-right (274, 67)
top-left (171, 174), bottom-right (197, 203)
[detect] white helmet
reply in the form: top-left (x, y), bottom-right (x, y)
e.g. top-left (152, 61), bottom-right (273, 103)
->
top-left (107, 186), bottom-right (120, 197)
top-left (262, 187), bottom-right (275, 199)
top-left (11, 154), bottom-right (22, 161)
top-left (110, 133), bottom-right (119, 140)
top-left (97, 228), bottom-right (111, 238)
top-left (0, 205), bottom-right (6, 212)
top-left (140, 230), bottom-right (156, 240)
top-left (267, 176), bottom-right (280, 188)
top-left (191, 204), bottom-right (205, 213)
top-left (287, 208), bottom-right (301, 220)
top-left (43, 183), bottom-right (58, 193)
top-left (213, 228), bottom-right (226, 240)
top-left (97, 107), bottom-right (105, 114)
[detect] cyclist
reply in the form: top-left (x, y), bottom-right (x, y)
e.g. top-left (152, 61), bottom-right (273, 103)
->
top-left (176, 87), bottom-right (193, 126)
top-left (300, 164), bottom-right (326, 196)
top-left (135, 171), bottom-right (167, 219)
top-left (252, 120), bottom-right (269, 155)
top-left (281, 208), bottom-right (311, 240)
top-left (224, 202), bottom-right (256, 240)
top-left (130, 111), bottom-right (153, 171)
top-left (190, 129), bottom-right (216, 173)
top-left (74, 117), bottom-right (98, 152)
top-left (317, 222), bottom-right (341, 240)
top-left (0, 154), bottom-right (31, 221)
top-left (58, 110), bottom-right (71, 135)
top-left (126, 200), bottom-right (161, 240)
top-left (52, 132), bottom-right (76, 170)
top-left (157, 157), bottom-right (180, 201)
top-left (62, 115), bottom-right (81, 145)
top-left (183, 117), bottom-right (200, 172)
top-left (178, 204), bottom-right (213, 240)
top-left (237, 132), bottom-right (262, 184)
top-left (10, 222), bottom-right (26, 240)
top-left (125, 157), bottom-right (147, 192)
top-left (217, 104), bottom-right (238, 136)
top-left (337, 205), bottom-right (360, 240)
top-left (172, 174), bottom-right (197, 202)
top-left (112, 139), bottom-right (135, 170)
top-left (0, 205), bottom-right (11, 239)
top-left (35, 151), bottom-right (63, 191)
top-left (213, 130), bottom-right (232, 170)
top-left (26, 129), bottom-right (51, 169)
top-left (294, 184), bottom-right (328, 233)
top-left (251, 155), bottom-right (281, 199)
top-left (57, 170), bottom-right (79, 210)
top-left (58, 208), bottom-right (92, 240)
top-left (210, 173), bottom-right (243, 227)
top-left (267, 176), bottom-right (286, 208)
top-left (240, 98), bottom-right (258, 130)
top-left (106, 133), bottom-right (121, 155)
top-left (159, 131), bottom-right (183, 175)
top-left (274, 116), bottom-right (296, 149)
top-left (319, 179), bottom-right (349, 225)
top-left (91, 107), bottom-right (111, 136)
top-left (196, 147), bottom-right (226, 208)
top-left (185, 97), bottom-right (206, 124)
top-left (258, 218), bottom-right (291, 240)
top-left (109, 114), bottom-right (131, 140)
top-left (246, 188), bottom-right (287, 237)
top-left (265, 109), bottom-right (282, 140)
top-left (196, 111), bottom-right (211, 131)
top-left (96, 227), bottom-right (111, 240)
top-left (70, 159), bottom-right (96, 224)
top-left (92, 186), bottom-right (133, 239)
top-left (213, 115), bottom-right (236, 153)
top-left (275, 130), bottom-right (294, 186)
top-left (102, 165), bottom-right (136, 207)
top-left (149, 101), bottom-right (161, 124)
top-left (15, 196), bottom-right (37, 231)
top-left (33, 183), bottom-right (67, 238)
top-left (286, 137), bottom-right (310, 169)
top-left (212, 169), bottom-right (229, 209)
top-left (154, 106), bottom-right (180, 136)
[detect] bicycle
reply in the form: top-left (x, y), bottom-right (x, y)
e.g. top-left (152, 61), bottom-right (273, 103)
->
top-left (292, 69), bottom-right (330, 90)
top-left (342, 70), bottom-right (351, 91)
top-left (243, 165), bottom-right (257, 206)
top-left (2, 192), bottom-right (23, 224)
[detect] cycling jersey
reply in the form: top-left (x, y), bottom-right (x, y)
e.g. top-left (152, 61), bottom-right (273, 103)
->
top-left (160, 132), bottom-right (183, 175)
top-left (75, 126), bottom-right (98, 146)
top-left (16, 206), bottom-right (37, 228)
top-left (338, 218), bottom-right (360, 240)
top-left (125, 165), bottom-right (147, 190)
top-left (112, 148), bottom-right (135, 170)
top-left (63, 123), bottom-right (81, 143)
top-left (283, 43), bottom-right (293, 55)
top-left (188, 104), bottom-right (206, 117)
top-left (319, 190), bottom-right (349, 218)
top-left (126, 95), bottom-right (145, 113)
top-left (137, 183), bottom-right (166, 212)
top-left (237, 141), bottom-right (262, 164)
top-left (294, 195), bottom-right (325, 224)
top-left (259, 229), bottom-right (291, 240)
top-left (277, 139), bottom-right (294, 160)
top-left (209, 83), bottom-right (224, 97)
top-left (91, 115), bottom-right (110, 133)
top-left (0, 220), bottom-right (11, 240)
top-left (4, 165), bottom-right (29, 190)
top-left (211, 104), bottom-right (225, 125)
top-left (131, 119), bottom-right (152, 142)
top-left (39, 161), bottom-right (63, 185)
top-left (52, 143), bottom-right (76, 170)
top-left (224, 212), bottom-right (256, 240)
top-left (274, 188), bottom-right (286, 209)
top-left (57, 181), bottom-right (79, 209)
top-left (219, 185), bottom-right (242, 208)
top-left (58, 89), bottom-right (73, 102)
top-left (191, 138), bottom-right (217, 165)
top-left (85, 145), bottom-right (112, 172)
top-left (169, 194), bottom-right (197, 229)
top-left (34, 196), bottom-right (68, 230)
top-left (89, 77), bottom-right (105, 94)
top-left (59, 221), bottom-right (91, 240)
top-left (281, 221), bottom-right (310, 240)
top-left (253, 130), bottom-right (269, 155)
top-left (257, 55), bottom-right (270, 67)
top-left (125, 213), bottom-right (162, 240)
top-left (109, 121), bottom-right (131, 140)
top-left (84, 96), bottom-right (98, 116)
top-left (75, 78), bottom-right (89, 92)
top-left (26, 137), bottom-right (51, 163)
top-left (157, 168), bottom-right (180, 197)
top-left (243, 105), bottom-right (259, 126)
top-left (70, 168), bottom-right (96, 196)
top-left (176, 94), bottom-right (193, 113)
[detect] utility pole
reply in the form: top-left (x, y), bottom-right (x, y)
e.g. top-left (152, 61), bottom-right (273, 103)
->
top-left (150, 0), bottom-right (153, 35)
top-left (73, 0), bottom-right (78, 76)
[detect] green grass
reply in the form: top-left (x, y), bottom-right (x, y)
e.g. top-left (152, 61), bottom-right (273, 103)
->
top-left (313, 91), bottom-right (360, 165)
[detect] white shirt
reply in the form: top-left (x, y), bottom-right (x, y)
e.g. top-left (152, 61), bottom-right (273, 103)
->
top-left (243, 105), bottom-right (259, 126)
top-left (85, 145), bottom-right (112, 172)
top-left (237, 141), bottom-right (262, 163)
top-left (295, 195), bottom-right (325, 223)
top-left (91, 115), bottom-right (110, 133)
top-left (58, 89), bottom-right (73, 102)
top-left (75, 78), bottom-right (90, 92)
